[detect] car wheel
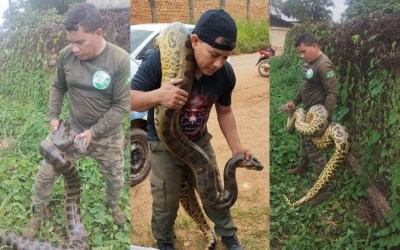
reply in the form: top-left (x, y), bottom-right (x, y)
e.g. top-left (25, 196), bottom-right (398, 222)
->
top-left (130, 128), bottom-right (151, 187)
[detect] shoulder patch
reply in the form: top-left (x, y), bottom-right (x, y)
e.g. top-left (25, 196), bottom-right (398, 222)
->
top-left (325, 70), bottom-right (336, 79)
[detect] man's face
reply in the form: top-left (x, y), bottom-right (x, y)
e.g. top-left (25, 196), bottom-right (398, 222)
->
top-left (296, 43), bottom-right (319, 63)
top-left (192, 35), bottom-right (233, 76)
top-left (66, 25), bottom-right (103, 60)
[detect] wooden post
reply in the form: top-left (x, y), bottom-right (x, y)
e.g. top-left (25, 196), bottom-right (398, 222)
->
top-left (220, 0), bottom-right (226, 9)
top-left (149, 0), bottom-right (157, 23)
top-left (188, 0), bottom-right (194, 23)
top-left (247, 0), bottom-right (251, 21)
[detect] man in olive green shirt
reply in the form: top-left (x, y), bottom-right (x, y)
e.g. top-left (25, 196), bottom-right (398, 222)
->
top-left (23, 3), bottom-right (130, 238)
top-left (285, 33), bottom-right (338, 205)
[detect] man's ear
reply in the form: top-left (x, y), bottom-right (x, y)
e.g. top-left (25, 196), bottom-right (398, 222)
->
top-left (191, 34), bottom-right (200, 48)
top-left (95, 28), bottom-right (104, 37)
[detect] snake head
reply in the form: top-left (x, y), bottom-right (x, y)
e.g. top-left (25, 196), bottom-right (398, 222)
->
top-left (234, 154), bottom-right (264, 171)
top-left (74, 136), bottom-right (88, 154)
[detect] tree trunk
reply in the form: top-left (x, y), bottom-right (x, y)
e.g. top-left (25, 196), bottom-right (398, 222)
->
top-left (347, 153), bottom-right (391, 227)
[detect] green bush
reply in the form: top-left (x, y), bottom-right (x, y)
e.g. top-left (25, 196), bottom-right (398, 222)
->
top-left (235, 20), bottom-right (269, 54)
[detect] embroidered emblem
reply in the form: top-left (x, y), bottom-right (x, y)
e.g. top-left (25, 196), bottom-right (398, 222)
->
top-left (325, 70), bottom-right (336, 79)
top-left (93, 71), bottom-right (111, 89)
top-left (306, 68), bottom-right (313, 79)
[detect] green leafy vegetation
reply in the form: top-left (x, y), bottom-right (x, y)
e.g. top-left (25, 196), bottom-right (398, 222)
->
top-left (235, 20), bottom-right (269, 54)
top-left (270, 13), bottom-right (400, 249)
top-left (0, 9), bottom-right (131, 249)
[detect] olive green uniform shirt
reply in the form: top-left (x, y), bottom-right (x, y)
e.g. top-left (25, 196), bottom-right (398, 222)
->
top-left (293, 52), bottom-right (338, 115)
top-left (49, 41), bottom-right (130, 138)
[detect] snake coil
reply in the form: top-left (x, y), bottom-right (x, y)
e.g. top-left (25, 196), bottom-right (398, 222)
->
top-left (0, 120), bottom-right (88, 249)
top-left (281, 104), bottom-right (351, 207)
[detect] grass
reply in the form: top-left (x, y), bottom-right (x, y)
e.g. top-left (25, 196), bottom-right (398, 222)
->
top-left (235, 20), bottom-right (269, 54)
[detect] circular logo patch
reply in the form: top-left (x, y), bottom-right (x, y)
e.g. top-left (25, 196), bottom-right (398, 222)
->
top-left (306, 68), bottom-right (313, 79)
top-left (92, 71), bottom-right (111, 89)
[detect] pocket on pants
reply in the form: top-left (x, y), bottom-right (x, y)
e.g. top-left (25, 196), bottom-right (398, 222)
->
top-left (150, 174), bottom-right (166, 210)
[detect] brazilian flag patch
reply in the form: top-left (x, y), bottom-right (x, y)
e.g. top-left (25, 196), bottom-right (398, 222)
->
top-left (325, 70), bottom-right (336, 79)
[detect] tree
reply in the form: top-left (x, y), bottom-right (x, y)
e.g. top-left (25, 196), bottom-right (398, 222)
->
top-left (343, 0), bottom-right (400, 19)
top-left (281, 0), bottom-right (334, 22)
top-left (3, 0), bottom-right (83, 30)
top-left (270, 0), bottom-right (283, 16)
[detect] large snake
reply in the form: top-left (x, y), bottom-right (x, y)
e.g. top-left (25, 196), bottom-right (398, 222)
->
top-left (280, 104), bottom-right (350, 207)
top-left (151, 22), bottom-right (264, 248)
top-left (0, 120), bottom-right (88, 249)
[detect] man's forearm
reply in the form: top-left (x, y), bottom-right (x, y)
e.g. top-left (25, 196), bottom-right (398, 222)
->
top-left (131, 89), bottom-right (160, 112)
top-left (216, 105), bottom-right (243, 155)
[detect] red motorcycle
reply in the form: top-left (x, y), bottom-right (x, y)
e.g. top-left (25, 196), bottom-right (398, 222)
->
top-left (256, 46), bottom-right (275, 77)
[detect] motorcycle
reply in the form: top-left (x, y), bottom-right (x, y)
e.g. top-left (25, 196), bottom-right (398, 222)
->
top-left (256, 46), bottom-right (275, 77)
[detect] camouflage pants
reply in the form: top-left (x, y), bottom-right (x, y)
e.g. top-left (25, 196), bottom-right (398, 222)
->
top-left (32, 130), bottom-right (125, 209)
top-left (300, 135), bottom-right (326, 176)
top-left (149, 132), bottom-right (237, 244)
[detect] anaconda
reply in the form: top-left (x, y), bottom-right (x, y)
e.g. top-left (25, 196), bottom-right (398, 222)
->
top-left (151, 22), bottom-right (264, 248)
top-left (0, 120), bottom-right (88, 249)
top-left (281, 104), bottom-right (350, 207)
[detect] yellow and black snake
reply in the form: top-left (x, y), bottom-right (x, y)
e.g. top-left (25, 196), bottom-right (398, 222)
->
top-left (0, 121), bottom-right (88, 249)
top-left (151, 22), bottom-right (264, 249)
top-left (280, 104), bottom-right (350, 207)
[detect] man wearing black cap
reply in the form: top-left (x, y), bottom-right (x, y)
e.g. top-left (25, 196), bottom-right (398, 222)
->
top-left (131, 9), bottom-right (248, 250)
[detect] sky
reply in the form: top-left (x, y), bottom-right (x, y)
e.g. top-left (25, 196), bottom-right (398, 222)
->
top-left (0, 2), bottom-right (8, 25)
top-left (330, 0), bottom-right (348, 22)
top-left (279, 0), bottom-right (348, 22)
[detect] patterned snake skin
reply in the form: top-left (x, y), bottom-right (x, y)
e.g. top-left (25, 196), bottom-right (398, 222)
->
top-left (0, 120), bottom-right (88, 249)
top-left (153, 23), bottom-right (264, 248)
top-left (280, 104), bottom-right (350, 207)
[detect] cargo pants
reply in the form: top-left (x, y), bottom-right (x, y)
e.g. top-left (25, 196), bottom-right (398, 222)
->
top-left (300, 135), bottom-right (327, 176)
top-left (149, 132), bottom-right (237, 244)
top-left (32, 129), bottom-right (125, 209)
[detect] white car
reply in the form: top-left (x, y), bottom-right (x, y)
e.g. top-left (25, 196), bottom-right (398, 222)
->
top-left (130, 23), bottom-right (195, 77)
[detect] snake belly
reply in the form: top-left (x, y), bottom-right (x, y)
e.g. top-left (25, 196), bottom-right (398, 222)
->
top-left (283, 104), bottom-right (351, 207)
top-left (0, 121), bottom-right (88, 249)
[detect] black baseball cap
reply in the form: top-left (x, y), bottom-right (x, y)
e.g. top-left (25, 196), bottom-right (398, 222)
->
top-left (193, 9), bottom-right (237, 51)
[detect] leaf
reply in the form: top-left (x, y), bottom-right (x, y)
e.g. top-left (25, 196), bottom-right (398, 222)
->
top-left (367, 132), bottom-right (380, 146)
top-left (368, 35), bottom-right (377, 41)
top-left (368, 47), bottom-right (375, 54)
top-left (371, 84), bottom-right (384, 97)
top-left (352, 34), bottom-right (360, 44)
top-left (392, 41), bottom-right (397, 49)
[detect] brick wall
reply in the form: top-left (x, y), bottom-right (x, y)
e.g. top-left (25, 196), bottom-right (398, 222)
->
top-left (131, 0), bottom-right (268, 24)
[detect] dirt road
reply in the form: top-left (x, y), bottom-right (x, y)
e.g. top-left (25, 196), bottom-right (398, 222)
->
top-left (130, 53), bottom-right (269, 249)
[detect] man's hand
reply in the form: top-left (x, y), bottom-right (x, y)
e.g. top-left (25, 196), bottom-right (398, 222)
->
top-left (232, 146), bottom-right (251, 160)
top-left (157, 79), bottom-right (188, 109)
top-left (50, 119), bottom-right (59, 133)
top-left (78, 130), bottom-right (93, 148)
top-left (285, 102), bottom-right (296, 111)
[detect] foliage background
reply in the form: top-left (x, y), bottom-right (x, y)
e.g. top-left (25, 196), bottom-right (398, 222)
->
top-left (269, 13), bottom-right (400, 249)
top-left (0, 7), bottom-right (131, 249)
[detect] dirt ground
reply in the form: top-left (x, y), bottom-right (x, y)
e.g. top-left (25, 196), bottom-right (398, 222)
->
top-left (130, 53), bottom-right (269, 249)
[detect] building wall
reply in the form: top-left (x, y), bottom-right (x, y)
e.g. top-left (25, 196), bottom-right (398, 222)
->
top-left (131, 0), bottom-right (268, 24)
top-left (270, 26), bottom-right (290, 56)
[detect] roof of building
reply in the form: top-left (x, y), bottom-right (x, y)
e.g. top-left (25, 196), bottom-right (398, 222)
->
top-left (270, 14), bottom-right (294, 28)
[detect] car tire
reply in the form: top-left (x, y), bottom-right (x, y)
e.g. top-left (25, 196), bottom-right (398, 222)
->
top-left (130, 128), bottom-right (151, 187)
